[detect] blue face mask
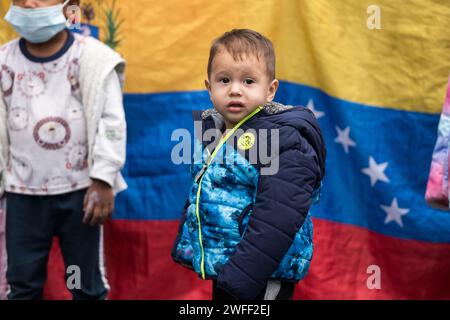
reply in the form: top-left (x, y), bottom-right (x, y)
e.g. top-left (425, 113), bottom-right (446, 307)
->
top-left (4, 0), bottom-right (70, 44)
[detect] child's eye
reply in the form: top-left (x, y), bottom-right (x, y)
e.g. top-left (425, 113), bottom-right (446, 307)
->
top-left (220, 78), bottom-right (230, 84)
top-left (244, 79), bottom-right (254, 85)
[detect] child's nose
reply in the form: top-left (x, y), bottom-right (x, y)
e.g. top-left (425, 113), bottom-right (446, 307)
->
top-left (229, 82), bottom-right (242, 96)
top-left (21, 0), bottom-right (38, 9)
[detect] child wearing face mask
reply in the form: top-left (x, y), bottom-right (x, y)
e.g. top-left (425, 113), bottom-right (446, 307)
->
top-left (0, 0), bottom-right (127, 299)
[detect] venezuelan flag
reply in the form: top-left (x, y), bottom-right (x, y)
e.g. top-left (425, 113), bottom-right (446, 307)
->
top-left (1, 0), bottom-right (450, 299)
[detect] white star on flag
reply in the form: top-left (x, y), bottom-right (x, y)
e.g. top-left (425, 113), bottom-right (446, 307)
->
top-left (334, 126), bottom-right (356, 154)
top-left (380, 198), bottom-right (409, 228)
top-left (362, 156), bottom-right (390, 187)
top-left (306, 99), bottom-right (325, 119)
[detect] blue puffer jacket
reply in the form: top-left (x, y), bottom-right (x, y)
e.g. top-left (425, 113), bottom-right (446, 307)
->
top-left (172, 101), bottom-right (326, 299)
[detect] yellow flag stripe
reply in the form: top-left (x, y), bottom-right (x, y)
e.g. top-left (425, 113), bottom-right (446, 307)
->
top-left (1, 0), bottom-right (449, 113)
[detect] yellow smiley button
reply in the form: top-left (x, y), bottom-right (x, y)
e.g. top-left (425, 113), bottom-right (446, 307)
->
top-left (238, 132), bottom-right (256, 150)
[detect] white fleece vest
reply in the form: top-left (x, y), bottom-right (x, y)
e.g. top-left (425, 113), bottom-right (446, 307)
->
top-left (0, 34), bottom-right (127, 195)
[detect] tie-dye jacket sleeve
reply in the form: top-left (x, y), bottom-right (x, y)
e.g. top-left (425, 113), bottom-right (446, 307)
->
top-left (425, 75), bottom-right (450, 210)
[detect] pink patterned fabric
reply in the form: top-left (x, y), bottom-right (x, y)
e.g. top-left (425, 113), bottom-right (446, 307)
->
top-left (425, 75), bottom-right (450, 210)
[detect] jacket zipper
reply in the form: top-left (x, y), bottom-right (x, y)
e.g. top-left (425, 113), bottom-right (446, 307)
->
top-left (195, 106), bottom-right (262, 280)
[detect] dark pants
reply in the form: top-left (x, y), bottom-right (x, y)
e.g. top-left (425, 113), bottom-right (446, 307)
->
top-left (5, 189), bottom-right (109, 300)
top-left (212, 279), bottom-right (295, 300)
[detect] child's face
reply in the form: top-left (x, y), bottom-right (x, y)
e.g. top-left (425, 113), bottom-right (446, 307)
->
top-left (12, 0), bottom-right (78, 20)
top-left (206, 48), bottom-right (279, 130)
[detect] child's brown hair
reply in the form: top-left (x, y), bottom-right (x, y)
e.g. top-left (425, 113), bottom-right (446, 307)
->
top-left (207, 29), bottom-right (276, 80)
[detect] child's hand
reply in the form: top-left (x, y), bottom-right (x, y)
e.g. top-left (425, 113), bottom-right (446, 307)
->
top-left (83, 179), bottom-right (115, 226)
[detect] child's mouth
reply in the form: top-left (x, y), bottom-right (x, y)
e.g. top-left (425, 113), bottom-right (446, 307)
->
top-left (227, 102), bottom-right (244, 113)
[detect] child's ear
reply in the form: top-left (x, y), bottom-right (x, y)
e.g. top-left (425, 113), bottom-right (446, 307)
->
top-left (266, 79), bottom-right (279, 102)
top-left (205, 79), bottom-right (211, 94)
